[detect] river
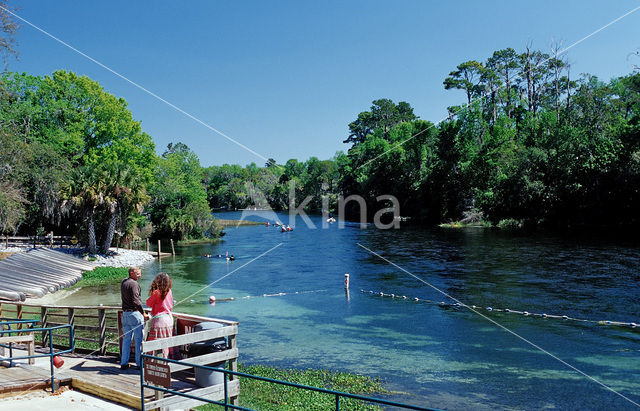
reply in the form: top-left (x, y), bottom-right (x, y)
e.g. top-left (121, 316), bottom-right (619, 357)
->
top-left (47, 211), bottom-right (640, 410)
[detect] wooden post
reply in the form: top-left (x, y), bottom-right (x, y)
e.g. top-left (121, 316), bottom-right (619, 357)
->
top-left (68, 308), bottom-right (75, 352)
top-left (33, 234), bottom-right (37, 248)
top-left (41, 307), bottom-right (49, 348)
top-left (157, 240), bottom-right (161, 258)
top-left (98, 308), bottom-right (106, 354)
top-left (5, 235), bottom-right (8, 248)
top-left (27, 336), bottom-right (35, 364)
top-left (170, 239), bottom-right (175, 256)
top-left (16, 304), bottom-right (23, 334)
top-left (49, 232), bottom-right (54, 247)
top-left (228, 333), bottom-right (239, 406)
top-left (146, 238), bottom-right (149, 252)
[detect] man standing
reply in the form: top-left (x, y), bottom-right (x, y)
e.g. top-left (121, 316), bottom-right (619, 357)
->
top-left (120, 267), bottom-right (147, 370)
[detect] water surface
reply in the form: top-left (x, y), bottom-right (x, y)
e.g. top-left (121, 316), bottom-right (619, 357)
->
top-left (50, 211), bottom-right (640, 410)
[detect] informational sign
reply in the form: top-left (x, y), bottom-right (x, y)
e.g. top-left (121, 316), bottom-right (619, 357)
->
top-left (144, 359), bottom-right (171, 388)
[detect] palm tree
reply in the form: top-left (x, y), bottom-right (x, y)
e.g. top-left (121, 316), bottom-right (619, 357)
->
top-left (100, 161), bottom-right (148, 253)
top-left (65, 165), bottom-right (108, 254)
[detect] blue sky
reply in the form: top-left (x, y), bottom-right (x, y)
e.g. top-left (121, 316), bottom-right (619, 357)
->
top-left (6, 1), bottom-right (640, 167)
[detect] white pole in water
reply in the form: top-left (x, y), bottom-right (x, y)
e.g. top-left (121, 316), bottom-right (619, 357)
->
top-left (344, 273), bottom-right (350, 289)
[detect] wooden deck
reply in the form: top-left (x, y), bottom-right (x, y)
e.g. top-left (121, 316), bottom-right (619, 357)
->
top-left (1, 347), bottom-right (151, 407)
top-left (0, 303), bottom-right (240, 409)
top-left (0, 347), bottom-right (238, 409)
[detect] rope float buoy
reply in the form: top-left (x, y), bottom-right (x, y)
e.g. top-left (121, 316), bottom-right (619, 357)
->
top-left (204, 289), bottom-right (329, 304)
top-left (360, 289), bottom-right (639, 329)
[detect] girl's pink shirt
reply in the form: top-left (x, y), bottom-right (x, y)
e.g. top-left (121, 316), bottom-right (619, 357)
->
top-left (146, 289), bottom-right (173, 316)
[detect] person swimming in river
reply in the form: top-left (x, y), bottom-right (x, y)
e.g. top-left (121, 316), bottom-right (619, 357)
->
top-left (203, 254), bottom-right (223, 258)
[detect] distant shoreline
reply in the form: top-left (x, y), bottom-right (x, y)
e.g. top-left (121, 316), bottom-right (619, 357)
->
top-left (216, 219), bottom-right (264, 227)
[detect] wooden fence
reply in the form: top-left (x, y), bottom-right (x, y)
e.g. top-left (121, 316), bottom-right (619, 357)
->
top-left (3, 234), bottom-right (76, 248)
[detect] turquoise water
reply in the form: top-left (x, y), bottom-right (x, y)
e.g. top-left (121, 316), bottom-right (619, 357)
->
top-left (55, 211), bottom-right (640, 410)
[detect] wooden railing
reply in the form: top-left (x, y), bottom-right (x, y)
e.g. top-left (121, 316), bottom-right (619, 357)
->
top-left (0, 301), bottom-right (240, 407)
top-left (0, 302), bottom-right (237, 357)
top-left (142, 325), bottom-right (241, 408)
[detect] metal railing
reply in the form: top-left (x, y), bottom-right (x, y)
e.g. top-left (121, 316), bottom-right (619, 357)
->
top-left (0, 318), bottom-right (75, 392)
top-left (140, 353), bottom-right (440, 411)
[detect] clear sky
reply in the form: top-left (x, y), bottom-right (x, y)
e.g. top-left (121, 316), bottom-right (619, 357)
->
top-left (6, 1), bottom-right (640, 167)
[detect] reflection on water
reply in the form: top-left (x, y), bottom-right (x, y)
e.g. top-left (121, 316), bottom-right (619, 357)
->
top-left (44, 211), bottom-right (640, 410)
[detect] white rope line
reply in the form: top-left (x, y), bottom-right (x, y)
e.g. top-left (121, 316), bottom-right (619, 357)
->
top-left (360, 289), bottom-right (638, 328)
top-left (201, 289), bottom-right (329, 302)
top-left (355, 4), bottom-right (640, 172)
top-left (0, 5), bottom-right (273, 165)
top-left (356, 243), bottom-right (640, 408)
top-left (174, 242), bottom-right (283, 306)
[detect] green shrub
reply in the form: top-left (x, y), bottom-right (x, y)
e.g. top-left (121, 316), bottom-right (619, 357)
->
top-left (497, 218), bottom-right (523, 230)
top-left (72, 267), bottom-right (128, 288)
top-left (198, 364), bottom-right (387, 411)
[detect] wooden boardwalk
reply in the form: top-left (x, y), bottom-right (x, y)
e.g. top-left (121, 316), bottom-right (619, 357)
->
top-left (0, 347), bottom-right (215, 409)
top-left (0, 302), bottom-right (240, 409)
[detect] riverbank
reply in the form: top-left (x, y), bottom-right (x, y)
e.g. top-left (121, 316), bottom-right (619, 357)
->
top-left (216, 219), bottom-right (264, 227)
top-left (0, 246), bottom-right (156, 268)
top-left (89, 248), bottom-right (156, 268)
top-left (231, 364), bottom-right (388, 411)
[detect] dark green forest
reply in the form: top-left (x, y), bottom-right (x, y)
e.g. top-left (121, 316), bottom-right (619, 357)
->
top-left (206, 47), bottom-right (640, 229)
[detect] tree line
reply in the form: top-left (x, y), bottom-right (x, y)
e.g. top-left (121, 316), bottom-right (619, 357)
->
top-left (206, 47), bottom-right (640, 230)
top-left (0, 71), bottom-right (219, 253)
top-left (3, 45), bottom-right (639, 243)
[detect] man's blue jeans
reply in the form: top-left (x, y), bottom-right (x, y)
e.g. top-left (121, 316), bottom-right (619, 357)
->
top-left (121, 311), bottom-right (144, 367)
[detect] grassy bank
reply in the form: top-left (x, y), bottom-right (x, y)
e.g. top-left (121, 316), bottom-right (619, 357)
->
top-left (0, 252), bottom-right (13, 261)
top-left (215, 219), bottom-right (264, 227)
top-left (71, 267), bottom-right (129, 288)
top-left (439, 221), bottom-right (491, 228)
top-left (198, 364), bottom-right (388, 411)
top-left (176, 238), bottom-right (222, 245)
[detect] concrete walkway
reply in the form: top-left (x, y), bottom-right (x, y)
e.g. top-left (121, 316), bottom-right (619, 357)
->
top-left (0, 388), bottom-right (131, 410)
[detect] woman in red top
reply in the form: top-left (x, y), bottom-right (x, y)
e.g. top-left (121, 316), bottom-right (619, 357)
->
top-left (146, 272), bottom-right (174, 358)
